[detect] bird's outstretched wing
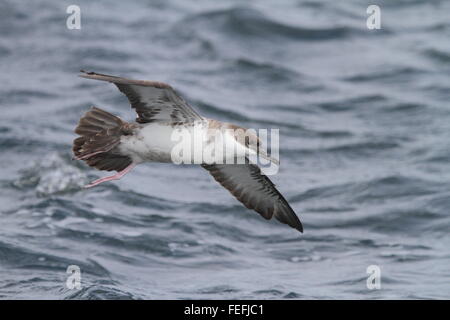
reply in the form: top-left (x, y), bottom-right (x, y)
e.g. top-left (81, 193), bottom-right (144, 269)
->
top-left (202, 161), bottom-right (303, 232)
top-left (79, 70), bottom-right (203, 125)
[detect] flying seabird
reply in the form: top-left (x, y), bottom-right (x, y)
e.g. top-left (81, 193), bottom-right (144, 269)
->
top-left (73, 71), bottom-right (303, 232)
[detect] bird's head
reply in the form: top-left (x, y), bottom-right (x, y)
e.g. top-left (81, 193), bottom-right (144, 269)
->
top-left (230, 124), bottom-right (279, 165)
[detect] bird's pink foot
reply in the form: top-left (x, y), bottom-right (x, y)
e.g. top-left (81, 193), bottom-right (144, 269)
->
top-left (84, 163), bottom-right (136, 188)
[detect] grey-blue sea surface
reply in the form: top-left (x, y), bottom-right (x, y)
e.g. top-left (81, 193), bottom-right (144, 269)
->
top-left (0, 0), bottom-right (449, 299)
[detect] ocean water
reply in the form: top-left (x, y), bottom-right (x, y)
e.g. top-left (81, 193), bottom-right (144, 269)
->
top-left (0, 0), bottom-right (449, 299)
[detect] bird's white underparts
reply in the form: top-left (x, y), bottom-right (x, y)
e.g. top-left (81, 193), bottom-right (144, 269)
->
top-left (123, 120), bottom-right (280, 173)
top-left (73, 71), bottom-right (303, 232)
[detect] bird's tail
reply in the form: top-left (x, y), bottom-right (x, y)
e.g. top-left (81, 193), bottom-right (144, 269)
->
top-left (73, 107), bottom-right (134, 172)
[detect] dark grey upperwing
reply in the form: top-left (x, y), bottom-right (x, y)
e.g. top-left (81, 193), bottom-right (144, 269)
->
top-left (202, 161), bottom-right (303, 232)
top-left (79, 70), bottom-right (203, 124)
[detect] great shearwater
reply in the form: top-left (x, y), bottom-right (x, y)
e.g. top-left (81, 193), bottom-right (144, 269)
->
top-left (73, 71), bottom-right (303, 232)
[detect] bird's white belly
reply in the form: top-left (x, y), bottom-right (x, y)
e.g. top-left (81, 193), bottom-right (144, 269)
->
top-left (119, 121), bottom-right (250, 164)
top-left (119, 122), bottom-right (207, 163)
